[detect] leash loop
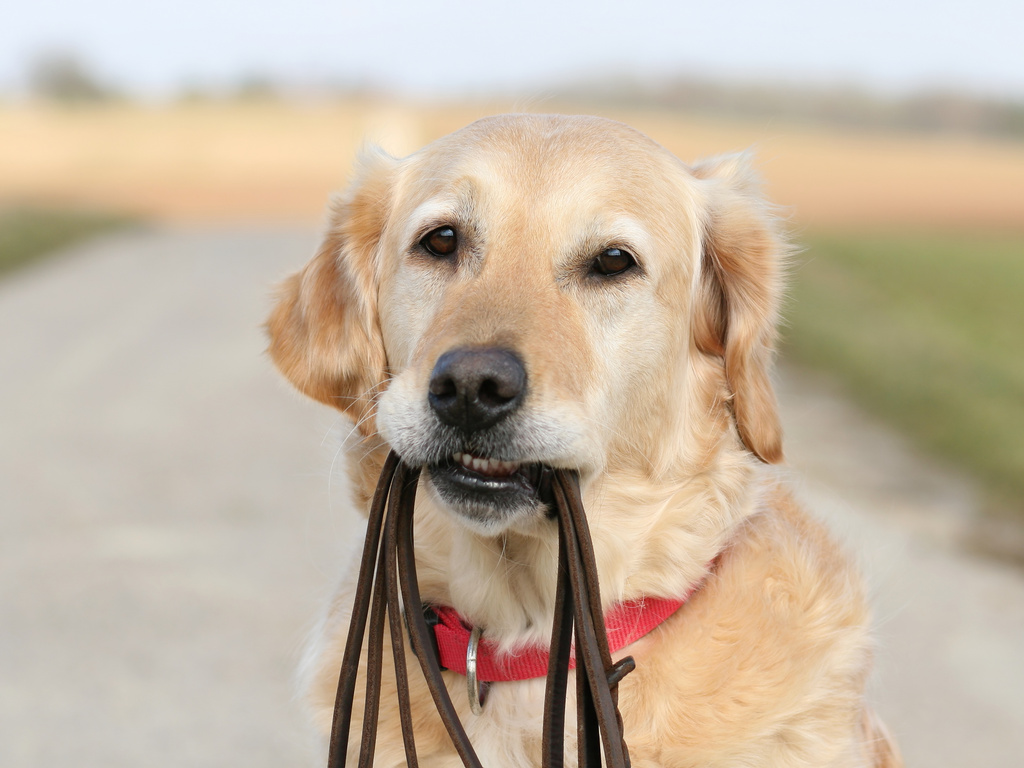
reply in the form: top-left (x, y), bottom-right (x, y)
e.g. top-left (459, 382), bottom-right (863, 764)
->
top-left (325, 451), bottom-right (632, 767)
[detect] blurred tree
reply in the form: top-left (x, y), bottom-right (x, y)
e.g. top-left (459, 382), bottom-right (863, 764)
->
top-left (558, 75), bottom-right (1024, 140)
top-left (27, 51), bottom-right (115, 103)
top-left (233, 73), bottom-right (279, 101)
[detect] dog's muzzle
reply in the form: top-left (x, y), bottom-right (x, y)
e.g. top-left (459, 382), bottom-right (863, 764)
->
top-left (422, 347), bottom-right (547, 527)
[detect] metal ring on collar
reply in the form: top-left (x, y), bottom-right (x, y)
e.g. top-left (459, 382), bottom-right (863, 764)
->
top-left (466, 625), bottom-right (489, 714)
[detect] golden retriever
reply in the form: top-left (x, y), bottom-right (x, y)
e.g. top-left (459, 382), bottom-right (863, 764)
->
top-left (267, 114), bottom-right (901, 767)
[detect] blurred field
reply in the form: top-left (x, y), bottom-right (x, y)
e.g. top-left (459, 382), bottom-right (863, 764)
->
top-left (2, 99), bottom-right (1024, 229)
top-left (786, 230), bottom-right (1024, 518)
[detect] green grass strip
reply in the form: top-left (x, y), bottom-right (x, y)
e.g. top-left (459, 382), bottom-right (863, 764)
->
top-left (784, 229), bottom-right (1024, 512)
top-left (0, 207), bottom-right (136, 277)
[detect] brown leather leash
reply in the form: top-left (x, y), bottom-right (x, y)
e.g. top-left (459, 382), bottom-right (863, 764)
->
top-left (326, 450), bottom-right (634, 768)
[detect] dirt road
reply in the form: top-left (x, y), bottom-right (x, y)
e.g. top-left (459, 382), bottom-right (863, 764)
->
top-left (2, 228), bottom-right (1021, 766)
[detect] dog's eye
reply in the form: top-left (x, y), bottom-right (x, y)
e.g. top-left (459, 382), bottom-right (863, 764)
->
top-left (421, 226), bottom-right (458, 257)
top-left (591, 248), bottom-right (636, 277)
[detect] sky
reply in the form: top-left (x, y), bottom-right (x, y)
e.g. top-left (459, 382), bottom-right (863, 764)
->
top-left (3, 0), bottom-right (1023, 100)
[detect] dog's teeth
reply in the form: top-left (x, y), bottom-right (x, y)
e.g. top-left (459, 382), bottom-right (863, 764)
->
top-left (453, 452), bottom-right (521, 476)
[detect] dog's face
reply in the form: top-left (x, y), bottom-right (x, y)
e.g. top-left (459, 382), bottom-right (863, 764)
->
top-left (269, 115), bottom-right (785, 534)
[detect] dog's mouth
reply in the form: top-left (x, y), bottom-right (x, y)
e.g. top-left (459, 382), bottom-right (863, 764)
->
top-left (426, 452), bottom-right (550, 529)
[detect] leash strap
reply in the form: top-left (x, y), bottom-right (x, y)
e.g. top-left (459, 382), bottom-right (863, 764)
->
top-left (326, 452), bottom-right (633, 768)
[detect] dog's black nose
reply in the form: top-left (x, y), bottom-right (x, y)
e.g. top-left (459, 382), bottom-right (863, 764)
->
top-left (428, 348), bottom-right (526, 432)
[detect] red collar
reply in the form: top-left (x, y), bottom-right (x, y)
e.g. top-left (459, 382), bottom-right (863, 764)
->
top-left (426, 589), bottom-right (697, 683)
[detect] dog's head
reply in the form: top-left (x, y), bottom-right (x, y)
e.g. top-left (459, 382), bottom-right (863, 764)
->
top-left (268, 115), bottom-right (786, 535)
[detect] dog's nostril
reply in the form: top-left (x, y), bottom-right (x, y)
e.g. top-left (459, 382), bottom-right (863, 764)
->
top-left (428, 348), bottom-right (526, 432)
top-left (429, 374), bottom-right (458, 400)
top-left (478, 376), bottom-right (517, 406)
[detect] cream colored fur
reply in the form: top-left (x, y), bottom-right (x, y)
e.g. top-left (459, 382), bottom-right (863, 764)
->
top-left (267, 114), bottom-right (901, 767)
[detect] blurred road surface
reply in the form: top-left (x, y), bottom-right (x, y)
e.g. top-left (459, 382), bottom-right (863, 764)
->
top-left (1, 228), bottom-right (1021, 767)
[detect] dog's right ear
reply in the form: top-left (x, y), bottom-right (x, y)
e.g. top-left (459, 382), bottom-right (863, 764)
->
top-left (690, 153), bottom-right (788, 464)
top-left (266, 147), bottom-right (396, 434)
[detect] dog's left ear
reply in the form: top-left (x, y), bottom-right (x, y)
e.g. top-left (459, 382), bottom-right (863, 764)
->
top-left (266, 147), bottom-right (396, 434)
top-left (691, 154), bottom-right (788, 464)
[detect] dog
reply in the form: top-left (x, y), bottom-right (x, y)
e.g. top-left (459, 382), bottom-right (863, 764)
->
top-left (267, 114), bottom-right (901, 767)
